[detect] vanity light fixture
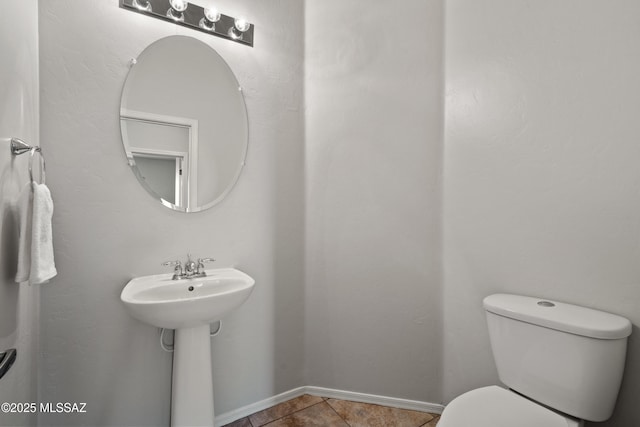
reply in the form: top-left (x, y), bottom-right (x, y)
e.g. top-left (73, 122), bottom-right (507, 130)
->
top-left (119, 0), bottom-right (254, 47)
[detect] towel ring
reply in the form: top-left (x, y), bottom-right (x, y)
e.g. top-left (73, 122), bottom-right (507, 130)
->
top-left (29, 147), bottom-right (46, 184)
top-left (9, 138), bottom-right (47, 185)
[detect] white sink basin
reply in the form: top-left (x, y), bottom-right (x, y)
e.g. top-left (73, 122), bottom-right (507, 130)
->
top-left (121, 268), bottom-right (255, 329)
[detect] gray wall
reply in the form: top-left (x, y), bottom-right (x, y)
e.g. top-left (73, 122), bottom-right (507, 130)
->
top-left (443, 1), bottom-right (640, 425)
top-left (38, 0), bottom-right (305, 425)
top-left (0, 1), bottom-right (39, 426)
top-left (304, 0), bottom-right (445, 403)
top-left (33, 1), bottom-right (640, 426)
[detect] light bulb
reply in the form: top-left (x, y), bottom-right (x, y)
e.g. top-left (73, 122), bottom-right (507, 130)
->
top-left (199, 7), bottom-right (221, 31)
top-left (204, 8), bottom-right (221, 23)
top-left (229, 17), bottom-right (251, 39)
top-left (234, 18), bottom-right (250, 32)
top-left (169, 0), bottom-right (188, 12)
top-left (167, 0), bottom-right (188, 21)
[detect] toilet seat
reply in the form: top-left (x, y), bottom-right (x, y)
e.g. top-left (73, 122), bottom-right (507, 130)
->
top-left (438, 386), bottom-right (581, 427)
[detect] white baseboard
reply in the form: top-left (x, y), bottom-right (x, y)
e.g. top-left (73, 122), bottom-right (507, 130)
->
top-left (305, 386), bottom-right (444, 414)
top-left (215, 386), bottom-right (444, 426)
top-left (214, 387), bottom-right (307, 427)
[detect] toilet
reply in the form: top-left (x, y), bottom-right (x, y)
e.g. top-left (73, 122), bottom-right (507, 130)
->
top-left (438, 294), bottom-right (632, 427)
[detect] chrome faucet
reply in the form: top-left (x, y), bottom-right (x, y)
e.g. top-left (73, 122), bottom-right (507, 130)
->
top-left (162, 255), bottom-right (215, 280)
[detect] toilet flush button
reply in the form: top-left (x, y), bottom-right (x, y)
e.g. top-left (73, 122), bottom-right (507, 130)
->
top-left (537, 301), bottom-right (555, 308)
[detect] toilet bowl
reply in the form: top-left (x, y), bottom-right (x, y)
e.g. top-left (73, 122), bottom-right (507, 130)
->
top-left (438, 386), bottom-right (582, 427)
top-left (438, 294), bottom-right (631, 427)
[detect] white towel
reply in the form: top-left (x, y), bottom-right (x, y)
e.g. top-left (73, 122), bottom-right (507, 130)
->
top-left (15, 183), bottom-right (33, 283)
top-left (15, 182), bottom-right (57, 285)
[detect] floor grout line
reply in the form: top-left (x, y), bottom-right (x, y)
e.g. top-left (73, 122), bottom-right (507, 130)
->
top-left (257, 400), bottom-right (326, 426)
top-left (418, 413), bottom-right (440, 427)
top-left (324, 398), bottom-right (353, 427)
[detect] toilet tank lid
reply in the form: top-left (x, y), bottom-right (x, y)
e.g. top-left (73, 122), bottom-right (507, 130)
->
top-left (483, 294), bottom-right (632, 340)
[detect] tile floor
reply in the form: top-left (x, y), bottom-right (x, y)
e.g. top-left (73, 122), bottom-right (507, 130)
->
top-left (223, 394), bottom-right (440, 427)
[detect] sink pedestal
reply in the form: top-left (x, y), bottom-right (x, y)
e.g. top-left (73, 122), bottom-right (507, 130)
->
top-left (120, 268), bottom-right (256, 427)
top-left (171, 325), bottom-right (214, 427)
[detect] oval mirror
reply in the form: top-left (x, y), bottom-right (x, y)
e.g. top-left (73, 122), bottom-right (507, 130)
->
top-left (120, 35), bottom-right (248, 212)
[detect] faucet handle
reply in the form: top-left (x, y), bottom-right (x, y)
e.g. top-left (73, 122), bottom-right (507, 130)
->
top-left (197, 257), bottom-right (215, 273)
top-left (162, 260), bottom-right (184, 278)
top-left (161, 260), bottom-right (181, 267)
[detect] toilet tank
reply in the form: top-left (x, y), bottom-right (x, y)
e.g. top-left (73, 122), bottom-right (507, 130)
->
top-left (484, 294), bottom-right (632, 422)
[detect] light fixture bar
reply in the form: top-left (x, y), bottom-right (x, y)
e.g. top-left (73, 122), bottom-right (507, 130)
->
top-left (119, 0), bottom-right (254, 47)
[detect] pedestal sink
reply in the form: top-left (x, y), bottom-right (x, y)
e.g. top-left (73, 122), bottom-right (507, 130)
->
top-left (121, 268), bottom-right (255, 427)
